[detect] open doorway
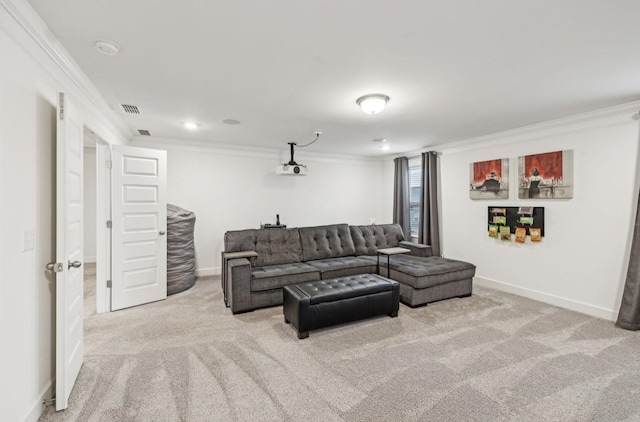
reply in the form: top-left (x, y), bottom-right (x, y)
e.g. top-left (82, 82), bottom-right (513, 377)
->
top-left (81, 136), bottom-right (168, 316)
top-left (43, 92), bottom-right (167, 415)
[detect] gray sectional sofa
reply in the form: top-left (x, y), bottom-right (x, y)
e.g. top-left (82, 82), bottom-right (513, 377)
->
top-left (223, 223), bottom-right (476, 314)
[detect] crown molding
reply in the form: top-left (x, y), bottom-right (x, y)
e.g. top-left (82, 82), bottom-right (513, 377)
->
top-left (0, 0), bottom-right (133, 141)
top-left (398, 100), bottom-right (640, 158)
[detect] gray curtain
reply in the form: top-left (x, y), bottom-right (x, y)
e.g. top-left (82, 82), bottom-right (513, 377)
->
top-left (418, 151), bottom-right (441, 256)
top-left (393, 157), bottom-right (411, 238)
top-left (616, 192), bottom-right (640, 330)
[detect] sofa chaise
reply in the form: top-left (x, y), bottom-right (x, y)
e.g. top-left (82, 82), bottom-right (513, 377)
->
top-left (223, 223), bottom-right (476, 314)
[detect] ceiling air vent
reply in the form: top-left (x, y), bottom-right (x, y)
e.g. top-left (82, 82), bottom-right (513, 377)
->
top-left (137, 129), bottom-right (151, 136)
top-left (120, 104), bottom-right (141, 115)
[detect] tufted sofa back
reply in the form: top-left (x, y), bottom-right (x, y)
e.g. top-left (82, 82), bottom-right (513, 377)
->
top-left (350, 224), bottom-right (405, 256)
top-left (254, 228), bottom-right (303, 266)
top-left (224, 228), bottom-right (304, 267)
top-left (224, 229), bottom-right (257, 253)
top-left (299, 224), bottom-right (356, 261)
top-left (224, 223), bottom-right (405, 265)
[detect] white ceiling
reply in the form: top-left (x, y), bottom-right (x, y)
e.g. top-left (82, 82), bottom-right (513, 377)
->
top-left (28, 0), bottom-right (640, 157)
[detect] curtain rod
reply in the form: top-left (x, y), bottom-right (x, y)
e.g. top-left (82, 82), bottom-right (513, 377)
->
top-left (406, 151), bottom-right (441, 160)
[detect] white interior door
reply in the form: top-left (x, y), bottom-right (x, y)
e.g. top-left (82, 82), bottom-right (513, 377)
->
top-left (111, 145), bottom-right (167, 311)
top-left (55, 93), bottom-right (84, 411)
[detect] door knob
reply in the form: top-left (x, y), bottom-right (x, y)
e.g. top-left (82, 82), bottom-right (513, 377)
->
top-left (46, 262), bottom-right (63, 272)
top-left (68, 260), bottom-right (82, 269)
top-left (159, 230), bottom-right (166, 235)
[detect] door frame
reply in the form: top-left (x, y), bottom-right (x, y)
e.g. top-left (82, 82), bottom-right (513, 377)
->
top-left (95, 138), bottom-right (112, 313)
top-left (82, 128), bottom-right (111, 314)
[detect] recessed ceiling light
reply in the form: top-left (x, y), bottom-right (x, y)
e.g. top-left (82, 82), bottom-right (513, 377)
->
top-left (182, 121), bottom-right (200, 130)
top-left (380, 144), bottom-right (391, 151)
top-left (357, 94), bottom-right (390, 114)
top-left (94, 39), bottom-right (120, 56)
top-left (223, 119), bottom-right (241, 125)
top-left (372, 138), bottom-right (388, 143)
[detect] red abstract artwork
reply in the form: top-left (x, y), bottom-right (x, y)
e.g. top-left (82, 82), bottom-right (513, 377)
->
top-left (524, 151), bottom-right (563, 180)
top-left (473, 159), bottom-right (502, 183)
top-left (518, 149), bottom-right (573, 199)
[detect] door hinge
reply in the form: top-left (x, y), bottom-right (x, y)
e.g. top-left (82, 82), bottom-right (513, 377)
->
top-left (106, 160), bottom-right (112, 169)
top-left (58, 93), bottom-right (65, 121)
top-left (106, 280), bottom-right (112, 288)
top-left (106, 220), bottom-right (112, 229)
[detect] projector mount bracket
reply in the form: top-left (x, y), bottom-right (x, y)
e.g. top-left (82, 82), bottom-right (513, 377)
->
top-left (286, 131), bottom-right (321, 165)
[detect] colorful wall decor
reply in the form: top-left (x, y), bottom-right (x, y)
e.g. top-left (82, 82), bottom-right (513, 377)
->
top-left (518, 150), bottom-right (573, 199)
top-left (487, 206), bottom-right (545, 242)
top-left (470, 158), bottom-right (509, 199)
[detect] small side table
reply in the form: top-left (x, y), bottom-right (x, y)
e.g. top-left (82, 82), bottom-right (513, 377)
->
top-left (377, 247), bottom-right (411, 278)
top-left (221, 250), bottom-right (258, 308)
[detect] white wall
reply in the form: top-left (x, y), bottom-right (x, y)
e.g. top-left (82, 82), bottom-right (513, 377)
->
top-left (0, 2), bottom-right (129, 419)
top-left (83, 148), bottom-right (97, 263)
top-left (131, 140), bottom-right (392, 275)
top-left (438, 105), bottom-right (640, 321)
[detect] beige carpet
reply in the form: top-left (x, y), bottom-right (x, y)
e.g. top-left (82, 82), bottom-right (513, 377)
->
top-left (40, 271), bottom-right (640, 421)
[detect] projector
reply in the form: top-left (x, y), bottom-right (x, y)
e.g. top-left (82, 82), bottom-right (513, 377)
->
top-left (276, 164), bottom-right (308, 176)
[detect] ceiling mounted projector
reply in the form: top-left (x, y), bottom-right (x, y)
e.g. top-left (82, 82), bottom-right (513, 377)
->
top-left (276, 163), bottom-right (308, 176)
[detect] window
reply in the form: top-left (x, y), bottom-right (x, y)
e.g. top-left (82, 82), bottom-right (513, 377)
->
top-left (408, 160), bottom-right (422, 241)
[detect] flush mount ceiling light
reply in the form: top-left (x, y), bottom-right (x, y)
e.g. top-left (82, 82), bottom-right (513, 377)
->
top-left (182, 121), bottom-right (200, 130)
top-left (372, 138), bottom-right (391, 151)
top-left (357, 94), bottom-right (390, 114)
top-left (94, 39), bottom-right (120, 56)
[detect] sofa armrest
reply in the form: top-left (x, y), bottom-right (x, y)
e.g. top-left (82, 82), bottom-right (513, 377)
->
top-left (227, 258), bottom-right (253, 314)
top-left (399, 240), bottom-right (433, 257)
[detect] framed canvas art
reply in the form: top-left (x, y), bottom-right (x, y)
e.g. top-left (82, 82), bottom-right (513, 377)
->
top-left (518, 150), bottom-right (573, 199)
top-left (469, 158), bottom-right (509, 199)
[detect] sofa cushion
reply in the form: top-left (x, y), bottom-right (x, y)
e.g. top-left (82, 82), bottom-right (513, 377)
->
top-left (350, 224), bottom-right (405, 256)
top-left (254, 228), bottom-right (303, 267)
top-left (387, 255), bottom-right (476, 289)
top-left (299, 224), bottom-right (356, 261)
top-left (224, 229), bottom-right (257, 253)
top-left (306, 256), bottom-right (377, 279)
top-left (251, 262), bottom-right (320, 292)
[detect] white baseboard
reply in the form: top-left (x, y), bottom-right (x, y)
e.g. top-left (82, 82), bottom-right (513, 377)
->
top-left (24, 378), bottom-right (54, 422)
top-left (474, 276), bottom-right (619, 322)
top-left (196, 267), bottom-right (220, 277)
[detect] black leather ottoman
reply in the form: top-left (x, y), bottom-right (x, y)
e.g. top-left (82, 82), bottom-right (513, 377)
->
top-left (283, 274), bottom-right (399, 339)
